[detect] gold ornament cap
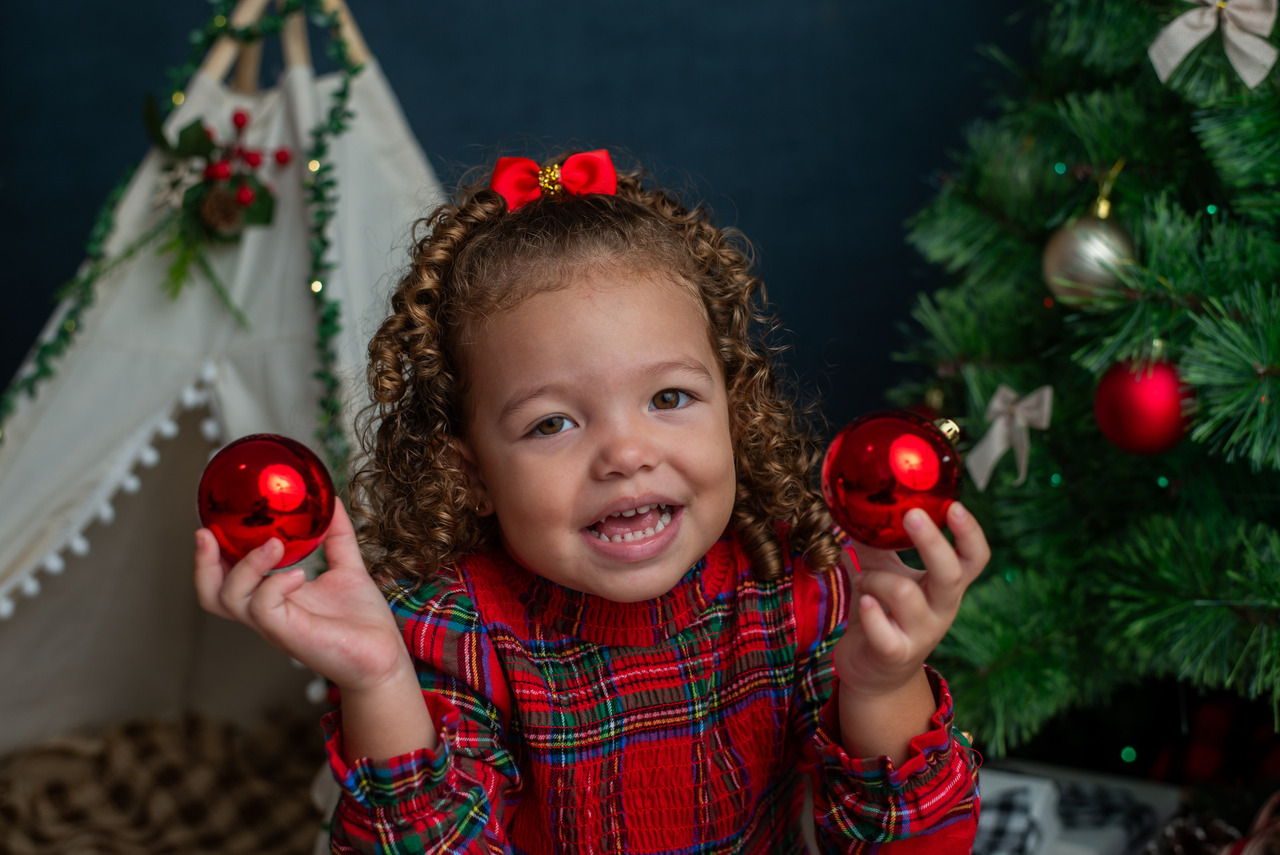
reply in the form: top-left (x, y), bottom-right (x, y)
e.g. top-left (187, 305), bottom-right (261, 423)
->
top-left (934, 418), bottom-right (960, 443)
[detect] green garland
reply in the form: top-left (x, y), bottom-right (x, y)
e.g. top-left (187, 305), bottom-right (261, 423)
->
top-left (0, 0), bottom-right (361, 490)
top-left (0, 174), bottom-right (131, 438)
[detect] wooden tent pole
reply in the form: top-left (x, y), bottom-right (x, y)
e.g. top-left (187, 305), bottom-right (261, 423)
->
top-left (231, 39), bottom-right (264, 93)
top-left (321, 0), bottom-right (371, 67)
top-left (198, 0), bottom-right (274, 82)
top-left (279, 0), bottom-right (312, 69)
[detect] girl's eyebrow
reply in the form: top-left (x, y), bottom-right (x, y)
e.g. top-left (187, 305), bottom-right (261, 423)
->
top-left (498, 359), bottom-right (717, 424)
top-left (499, 382), bottom-right (575, 424)
top-left (646, 359), bottom-right (717, 385)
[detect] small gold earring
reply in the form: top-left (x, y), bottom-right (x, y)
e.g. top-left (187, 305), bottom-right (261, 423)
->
top-left (474, 497), bottom-right (491, 516)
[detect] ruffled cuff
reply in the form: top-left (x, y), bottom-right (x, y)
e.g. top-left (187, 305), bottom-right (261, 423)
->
top-left (814, 665), bottom-right (978, 799)
top-left (322, 691), bottom-right (462, 819)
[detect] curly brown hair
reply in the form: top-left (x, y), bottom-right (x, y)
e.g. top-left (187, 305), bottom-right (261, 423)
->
top-left (349, 153), bottom-right (839, 587)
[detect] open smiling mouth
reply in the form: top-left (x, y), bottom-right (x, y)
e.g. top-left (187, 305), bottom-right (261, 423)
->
top-left (586, 504), bottom-right (675, 543)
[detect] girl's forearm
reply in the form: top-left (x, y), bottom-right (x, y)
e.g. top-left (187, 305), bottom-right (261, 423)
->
top-left (836, 667), bottom-right (935, 766)
top-left (340, 663), bottom-right (438, 764)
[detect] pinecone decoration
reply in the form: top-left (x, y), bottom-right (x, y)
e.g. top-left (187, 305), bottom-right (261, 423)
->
top-left (198, 186), bottom-right (244, 238)
top-left (1142, 813), bottom-right (1240, 854)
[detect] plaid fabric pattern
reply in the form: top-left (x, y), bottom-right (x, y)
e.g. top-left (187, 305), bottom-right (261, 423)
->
top-left (325, 531), bottom-right (980, 853)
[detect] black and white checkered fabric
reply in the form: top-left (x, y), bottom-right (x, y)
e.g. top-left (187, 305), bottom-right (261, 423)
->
top-left (974, 786), bottom-right (1043, 855)
top-left (1058, 781), bottom-right (1158, 850)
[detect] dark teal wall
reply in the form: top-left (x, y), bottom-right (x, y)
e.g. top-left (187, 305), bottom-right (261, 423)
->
top-left (0, 1), bottom-right (1031, 429)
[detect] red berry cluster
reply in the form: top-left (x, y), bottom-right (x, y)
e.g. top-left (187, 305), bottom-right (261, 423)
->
top-left (199, 109), bottom-right (293, 208)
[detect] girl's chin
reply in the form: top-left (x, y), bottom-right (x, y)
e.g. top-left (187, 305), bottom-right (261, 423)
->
top-left (579, 566), bottom-right (690, 603)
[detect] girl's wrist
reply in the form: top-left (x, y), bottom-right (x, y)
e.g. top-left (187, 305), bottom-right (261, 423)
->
top-left (837, 667), bottom-right (930, 713)
top-left (339, 659), bottom-right (438, 762)
top-left (835, 668), bottom-right (935, 763)
top-left (335, 650), bottom-right (419, 700)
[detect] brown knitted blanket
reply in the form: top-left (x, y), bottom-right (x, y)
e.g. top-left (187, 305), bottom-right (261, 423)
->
top-left (0, 713), bottom-right (327, 855)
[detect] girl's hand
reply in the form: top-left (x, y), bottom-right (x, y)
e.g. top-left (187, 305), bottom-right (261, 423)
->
top-left (193, 498), bottom-right (409, 694)
top-left (833, 502), bottom-right (989, 698)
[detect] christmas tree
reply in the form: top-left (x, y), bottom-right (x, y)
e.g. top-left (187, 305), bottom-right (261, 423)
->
top-left (895, 0), bottom-right (1280, 760)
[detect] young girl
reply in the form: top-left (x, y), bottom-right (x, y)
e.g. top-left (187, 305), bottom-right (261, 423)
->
top-left (194, 149), bottom-right (989, 853)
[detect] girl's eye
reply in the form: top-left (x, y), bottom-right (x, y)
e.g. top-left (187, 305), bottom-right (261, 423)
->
top-left (532, 415), bottom-right (573, 436)
top-left (651, 389), bottom-right (691, 410)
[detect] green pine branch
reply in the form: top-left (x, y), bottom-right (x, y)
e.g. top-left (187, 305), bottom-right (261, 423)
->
top-left (1100, 513), bottom-right (1280, 714)
top-left (889, 0), bottom-right (1280, 756)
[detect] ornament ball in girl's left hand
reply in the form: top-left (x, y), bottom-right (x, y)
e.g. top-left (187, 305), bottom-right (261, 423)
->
top-left (821, 409), bottom-right (961, 551)
top-left (196, 433), bottom-right (335, 568)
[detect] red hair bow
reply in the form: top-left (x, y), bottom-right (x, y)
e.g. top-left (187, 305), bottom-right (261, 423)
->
top-left (489, 150), bottom-right (617, 211)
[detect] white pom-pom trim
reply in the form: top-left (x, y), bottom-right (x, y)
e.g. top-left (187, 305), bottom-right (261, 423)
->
top-left (180, 386), bottom-right (206, 409)
top-left (3, 383), bottom-right (227, 620)
top-left (200, 417), bottom-right (222, 442)
top-left (305, 676), bottom-right (329, 705)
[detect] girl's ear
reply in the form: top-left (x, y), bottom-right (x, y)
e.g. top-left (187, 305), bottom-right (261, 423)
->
top-left (450, 437), bottom-right (494, 517)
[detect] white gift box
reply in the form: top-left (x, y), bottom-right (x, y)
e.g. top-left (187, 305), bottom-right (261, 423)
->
top-left (985, 759), bottom-right (1183, 855)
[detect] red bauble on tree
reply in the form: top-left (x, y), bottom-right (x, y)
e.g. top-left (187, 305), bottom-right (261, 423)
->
top-left (821, 409), bottom-right (962, 550)
top-left (197, 434), bottom-right (336, 568)
top-left (1093, 360), bottom-right (1191, 455)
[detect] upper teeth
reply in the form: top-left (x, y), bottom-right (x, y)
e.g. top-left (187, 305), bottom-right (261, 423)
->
top-left (600, 504), bottom-right (664, 524)
top-left (589, 504), bottom-right (674, 543)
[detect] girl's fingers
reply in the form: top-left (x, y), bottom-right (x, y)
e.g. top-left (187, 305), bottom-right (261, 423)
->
top-left (321, 499), bottom-right (364, 571)
top-left (946, 502), bottom-right (991, 586)
top-left (904, 508), bottom-right (961, 584)
top-left (903, 504), bottom-right (984, 614)
top-left (193, 529), bottom-right (234, 620)
top-left (855, 570), bottom-right (931, 633)
top-left (244, 566), bottom-right (308, 635)
top-left (215, 537), bottom-right (286, 618)
top-left (853, 593), bottom-right (909, 662)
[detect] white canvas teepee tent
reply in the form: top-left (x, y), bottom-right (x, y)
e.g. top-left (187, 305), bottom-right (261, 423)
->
top-left (0, 0), bottom-right (444, 757)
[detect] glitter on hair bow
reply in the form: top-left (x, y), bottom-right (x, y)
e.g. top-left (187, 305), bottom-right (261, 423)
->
top-left (489, 150), bottom-right (617, 211)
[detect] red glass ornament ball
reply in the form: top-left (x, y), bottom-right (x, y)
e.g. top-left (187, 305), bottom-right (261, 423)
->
top-left (1093, 360), bottom-right (1190, 455)
top-left (821, 409), bottom-right (961, 551)
top-left (197, 434), bottom-right (336, 568)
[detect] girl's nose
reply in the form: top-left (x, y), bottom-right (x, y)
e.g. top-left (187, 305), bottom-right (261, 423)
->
top-left (590, 417), bottom-right (659, 480)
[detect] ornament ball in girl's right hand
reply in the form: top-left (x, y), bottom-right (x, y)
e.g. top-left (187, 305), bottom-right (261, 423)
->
top-left (821, 409), bottom-right (961, 550)
top-left (196, 433), bottom-right (336, 568)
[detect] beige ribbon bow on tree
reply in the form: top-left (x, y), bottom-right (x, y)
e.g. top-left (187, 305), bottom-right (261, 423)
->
top-left (965, 385), bottom-right (1054, 491)
top-left (1148, 0), bottom-right (1278, 89)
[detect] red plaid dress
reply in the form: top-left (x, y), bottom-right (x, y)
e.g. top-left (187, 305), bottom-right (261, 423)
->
top-left (324, 529), bottom-right (980, 853)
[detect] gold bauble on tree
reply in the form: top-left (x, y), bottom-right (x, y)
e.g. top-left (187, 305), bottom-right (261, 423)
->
top-left (1042, 197), bottom-right (1136, 301)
